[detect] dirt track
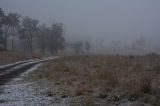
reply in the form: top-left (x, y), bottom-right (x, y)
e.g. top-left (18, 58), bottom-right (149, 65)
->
top-left (0, 57), bottom-right (56, 86)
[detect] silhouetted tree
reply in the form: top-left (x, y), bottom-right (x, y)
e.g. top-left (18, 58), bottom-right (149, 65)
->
top-left (0, 8), bottom-right (5, 50)
top-left (19, 16), bottom-right (39, 53)
top-left (2, 15), bottom-right (11, 51)
top-left (37, 24), bottom-right (49, 54)
top-left (0, 8), bottom-right (13, 51)
top-left (47, 22), bottom-right (65, 54)
top-left (8, 13), bottom-right (20, 51)
top-left (71, 41), bottom-right (84, 54)
top-left (111, 41), bottom-right (121, 54)
top-left (0, 8), bottom-right (65, 54)
top-left (132, 36), bottom-right (147, 51)
top-left (0, 9), bottom-right (20, 51)
top-left (84, 41), bottom-right (91, 53)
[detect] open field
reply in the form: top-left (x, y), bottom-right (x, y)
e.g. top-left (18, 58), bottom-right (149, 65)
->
top-left (33, 54), bottom-right (160, 106)
top-left (0, 51), bottom-right (41, 65)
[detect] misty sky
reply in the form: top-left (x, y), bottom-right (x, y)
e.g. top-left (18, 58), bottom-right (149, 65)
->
top-left (1, 0), bottom-right (160, 52)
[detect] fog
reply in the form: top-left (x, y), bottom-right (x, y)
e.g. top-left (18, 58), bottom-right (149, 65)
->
top-left (1, 0), bottom-right (160, 54)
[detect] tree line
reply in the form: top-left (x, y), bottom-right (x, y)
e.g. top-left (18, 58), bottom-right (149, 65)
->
top-left (0, 8), bottom-right (65, 54)
top-left (0, 8), bottom-right (91, 55)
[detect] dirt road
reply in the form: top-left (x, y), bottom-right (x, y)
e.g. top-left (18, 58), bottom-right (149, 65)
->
top-left (0, 57), bottom-right (57, 86)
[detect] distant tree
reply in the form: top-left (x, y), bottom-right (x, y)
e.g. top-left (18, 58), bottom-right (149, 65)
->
top-left (0, 8), bottom-right (5, 50)
top-left (84, 40), bottom-right (91, 53)
top-left (37, 24), bottom-right (49, 54)
top-left (2, 14), bottom-right (11, 51)
top-left (7, 13), bottom-right (20, 51)
top-left (0, 10), bottom-right (20, 51)
top-left (0, 8), bottom-right (13, 51)
top-left (0, 8), bottom-right (65, 54)
top-left (19, 16), bottom-right (39, 53)
top-left (132, 36), bottom-right (147, 51)
top-left (71, 41), bottom-right (84, 54)
top-left (111, 41), bottom-right (121, 53)
top-left (47, 22), bottom-right (65, 54)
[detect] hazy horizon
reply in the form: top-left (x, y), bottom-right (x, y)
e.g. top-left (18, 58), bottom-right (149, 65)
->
top-left (1, 0), bottom-right (160, 54)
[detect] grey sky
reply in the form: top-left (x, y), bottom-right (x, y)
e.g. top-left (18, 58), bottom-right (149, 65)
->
top-left (1, 0), bottom-right (160, 53)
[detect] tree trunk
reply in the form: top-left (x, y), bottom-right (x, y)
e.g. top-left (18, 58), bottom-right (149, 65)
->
top-left (11, 27), bottom-right (15, 52)
top-left (26, 39), bottom-right (30, 54)
top-left (30, 37), bottom-right (33, 53)
top-left (4, 26), bottom-right (9, 51)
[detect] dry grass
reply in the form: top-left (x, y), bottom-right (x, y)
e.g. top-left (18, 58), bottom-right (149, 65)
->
top-left (37, 54), bottom-right (160, 105)
top-left (0, 51), bottom-right (41, 64)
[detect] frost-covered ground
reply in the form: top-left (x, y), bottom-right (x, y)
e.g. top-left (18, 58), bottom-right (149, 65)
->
top-left (0, 64), bottom-right (69, 106)
top-left (0, 55), bottom-right (160, 106)
top-left (30, 55), bottom-right (160, 106)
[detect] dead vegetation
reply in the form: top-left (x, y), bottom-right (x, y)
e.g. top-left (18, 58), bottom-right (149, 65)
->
top-left (36, 54), bottom-right (160, 106)
top-left (0, 51), bottom-right (41, 65)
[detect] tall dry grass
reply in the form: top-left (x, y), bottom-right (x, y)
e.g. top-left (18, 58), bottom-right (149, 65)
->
top-left (36, 54), bottom-right (160, 105)
top-left (0, 51), bottom-right (41, 64)
top-left (39, 55), bottom-right (160, 95)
